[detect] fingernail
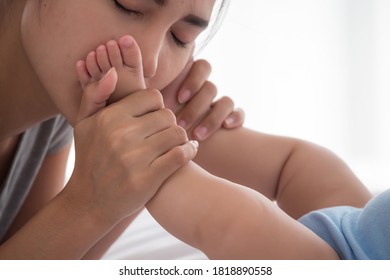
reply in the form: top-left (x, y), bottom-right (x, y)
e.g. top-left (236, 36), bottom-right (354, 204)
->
top-left (190, 140), bottom-right (199, 150)
top-left (224, 116), bottom-right (235, 127)
top-left (107, 40), bottom-right (117, 48)
top-left (121, 35), bottom-right (134, 48)
top-left (97, 45), bottom-right (106, 52)
top-left (179, 90), bottom-right (191, 104)
top-left (100, 67), bottom-right (115, 83)
top-left (194, 126), bottom-right (208, 141)
top-left (76, 60), bottom-right (84, 68)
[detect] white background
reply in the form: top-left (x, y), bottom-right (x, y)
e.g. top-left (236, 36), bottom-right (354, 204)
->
top-left (67, 0), bottom-right (390, 194)
top-left (196, 0), bottom-right (390, 194)
top-left (1, 260), bottom-right (388, 279)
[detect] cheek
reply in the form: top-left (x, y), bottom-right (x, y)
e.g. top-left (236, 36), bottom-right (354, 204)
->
top-left (21, 5), bottom-right (73, 120)
top-left (20, 1), bottom-right (131, 122)
top-left (146, 48), bottom-right (193, 91)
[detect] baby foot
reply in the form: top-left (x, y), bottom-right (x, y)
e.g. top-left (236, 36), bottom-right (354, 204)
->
top-left (75, 67), bottom-right (118, 123)
top-left (76, 35), bottom-right (145, 103)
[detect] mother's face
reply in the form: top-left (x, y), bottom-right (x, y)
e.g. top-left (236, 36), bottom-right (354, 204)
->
top-left (20, 0), bottom-right (215, 122)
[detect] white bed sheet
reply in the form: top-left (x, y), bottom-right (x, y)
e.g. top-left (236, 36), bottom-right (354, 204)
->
top-left (102, 209), bottom-right (208, 260)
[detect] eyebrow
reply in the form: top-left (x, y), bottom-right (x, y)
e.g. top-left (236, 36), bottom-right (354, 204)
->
top-left (183, 15), bottom-right (209, 29)
top-left (152, 0), bottom-right (167, 6)
top-left (151, 0), bottom-right (209, 29)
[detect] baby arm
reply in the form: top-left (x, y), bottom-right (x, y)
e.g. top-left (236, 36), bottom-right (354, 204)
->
top-left (146, 162), bottom-right (339, 260)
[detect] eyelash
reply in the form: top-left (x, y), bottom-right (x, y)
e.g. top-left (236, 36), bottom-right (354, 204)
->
top-left (111, 0), bottom-right (143, 17)
top-left (111, 0), bottom-right (188, 49)
top-left (170, 32), bottom-right (187, 49)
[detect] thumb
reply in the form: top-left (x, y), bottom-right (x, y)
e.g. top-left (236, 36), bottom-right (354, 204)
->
top-left (76, 67), bottom-right (118, 124)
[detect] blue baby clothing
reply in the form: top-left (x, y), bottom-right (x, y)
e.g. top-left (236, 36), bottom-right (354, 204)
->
top-left (299, 189), bottom-right (390, 259)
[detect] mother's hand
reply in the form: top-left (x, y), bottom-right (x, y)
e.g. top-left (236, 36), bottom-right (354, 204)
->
top-left (161, 59), bottom-right (245, 141)
top-left (67, 73), bottom-right (198, 227)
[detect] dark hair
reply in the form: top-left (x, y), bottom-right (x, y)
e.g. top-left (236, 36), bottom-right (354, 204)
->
top-left (1, 0), bottom-right (11, 7)
top-left (0, 0), bottom-right (11, 27)
top-left (1, 0), bottom-right (20, 25)
top-left (0, 0), bottom-right (12, 15)
top-left (1, 0), bottom-right (13, 10)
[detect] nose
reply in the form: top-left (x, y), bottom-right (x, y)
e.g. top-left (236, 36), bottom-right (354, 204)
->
top-left (136, 30), bottom-right (164, 79)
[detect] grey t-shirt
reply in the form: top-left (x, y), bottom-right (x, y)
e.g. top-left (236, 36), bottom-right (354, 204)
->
top-left (0, 115), bottom-right (73, 241)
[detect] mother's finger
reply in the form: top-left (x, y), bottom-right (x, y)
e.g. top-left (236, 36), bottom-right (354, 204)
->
top-left (177, 59), bottom-right (212, 104)
top-left (176, 81), bottom-right (217, 130)
top-left (109, 88), bottom-right (164, 117)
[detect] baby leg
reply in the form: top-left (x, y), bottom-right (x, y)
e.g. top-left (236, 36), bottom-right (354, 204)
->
top-left (76, 35), bottom-right (145, 103)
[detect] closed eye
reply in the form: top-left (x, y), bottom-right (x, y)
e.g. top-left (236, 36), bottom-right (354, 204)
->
top-left (170, 32), bottom-right (187, 48)
top-left (111, 0), bottom-right (143, 17)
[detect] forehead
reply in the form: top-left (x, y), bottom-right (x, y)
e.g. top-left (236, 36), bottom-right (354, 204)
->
top-left (151, 0), bottom-right (217, 18)
top-left (189, 0), bottom-right (217, 17)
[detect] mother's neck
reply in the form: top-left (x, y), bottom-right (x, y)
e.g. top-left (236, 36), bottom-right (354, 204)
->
top-left (0, 3), bottom-right (58, 141)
